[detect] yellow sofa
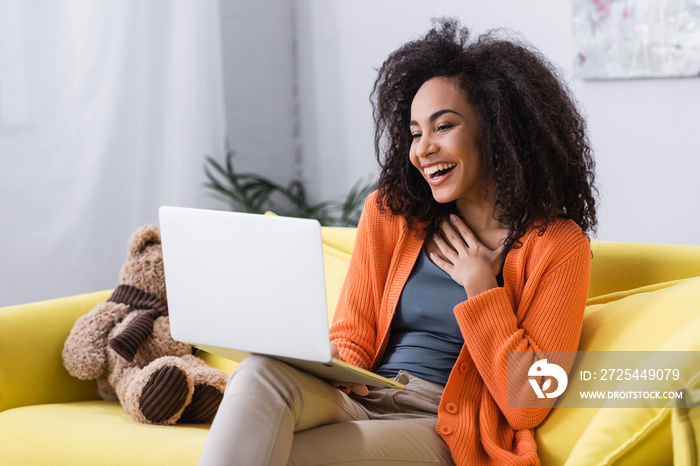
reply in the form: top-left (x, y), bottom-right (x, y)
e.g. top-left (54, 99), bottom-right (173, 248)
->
top-left (2, 225), bottom-right (700, 465)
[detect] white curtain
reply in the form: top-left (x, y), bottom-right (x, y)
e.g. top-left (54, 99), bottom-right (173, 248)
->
top-left (0, 0), bottom-right (227, 306)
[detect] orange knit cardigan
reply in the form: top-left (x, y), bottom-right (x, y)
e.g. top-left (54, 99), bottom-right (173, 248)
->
top-left (329, 191), bottom-right (591, 466)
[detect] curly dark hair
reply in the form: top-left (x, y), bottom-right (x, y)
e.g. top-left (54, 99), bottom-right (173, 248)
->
top-left (371, 18), bottom-right (597, 247)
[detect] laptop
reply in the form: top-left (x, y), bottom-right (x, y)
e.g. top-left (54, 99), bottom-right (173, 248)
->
top-left (158, 206), bottom-right (403, 389)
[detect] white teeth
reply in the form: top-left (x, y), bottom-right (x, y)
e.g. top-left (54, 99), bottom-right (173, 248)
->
top-left (424, 163), bottom-right (456, 176)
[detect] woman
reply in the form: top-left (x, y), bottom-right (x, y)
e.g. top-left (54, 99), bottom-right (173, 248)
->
top-left (200, 18), bottom-right (597, 466)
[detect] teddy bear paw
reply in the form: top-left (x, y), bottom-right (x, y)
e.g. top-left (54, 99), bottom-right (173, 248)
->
top-left (139, 364), bottom-right (190, 424)
top-left (179, 384), bottom-right (224, 423)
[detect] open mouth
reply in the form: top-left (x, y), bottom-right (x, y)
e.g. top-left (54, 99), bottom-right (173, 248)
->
top-left (424, 163), bottom-right (457, 180)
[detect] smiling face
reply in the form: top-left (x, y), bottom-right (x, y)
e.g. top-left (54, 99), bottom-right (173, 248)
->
top-left (409, 77), bottom-right (486, 208)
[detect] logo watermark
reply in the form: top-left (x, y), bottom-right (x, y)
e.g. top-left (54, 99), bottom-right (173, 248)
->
top-left (528, 359), bottom-right (568, 399)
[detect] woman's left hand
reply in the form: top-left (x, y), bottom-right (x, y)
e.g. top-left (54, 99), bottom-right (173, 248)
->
top-left (328, 342), bottom-right (369, 396)
top-left (430, 214), bottom-right (507, 297)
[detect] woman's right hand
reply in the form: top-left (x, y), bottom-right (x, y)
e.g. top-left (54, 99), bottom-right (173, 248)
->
top-left (328, 342), bottom-right (369, 396)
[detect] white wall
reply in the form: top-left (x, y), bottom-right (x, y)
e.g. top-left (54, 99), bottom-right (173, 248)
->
top-left (219, 0), bottom-right (299, 188)
top-left (295, 0), bottom-right (700, 245)
top-left (576, 77), bottom-right (700, 244)
top-left (0, 0), bottom-right (301, 307)
top-left (0, 1), bottom-right (227, 307)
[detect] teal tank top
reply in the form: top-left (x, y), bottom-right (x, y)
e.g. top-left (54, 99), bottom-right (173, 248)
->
top-left (376, 246), bottom-right (467, 385)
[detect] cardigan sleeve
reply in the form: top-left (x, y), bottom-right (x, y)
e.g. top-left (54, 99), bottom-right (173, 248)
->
top-left (453, 223), bottom-right (591, 430)
top-left (328, 192), bottom-right (394, 370)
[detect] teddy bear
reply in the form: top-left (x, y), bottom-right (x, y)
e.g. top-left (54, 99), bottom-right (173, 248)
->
top-left (62, 224), bottom-right (228, 425)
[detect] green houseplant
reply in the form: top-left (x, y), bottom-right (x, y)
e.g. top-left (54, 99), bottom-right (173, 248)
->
top-left (204, 151), bottom-right (375, 227)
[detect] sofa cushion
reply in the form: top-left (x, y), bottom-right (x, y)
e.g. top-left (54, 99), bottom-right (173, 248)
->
top-left (672, 387), bottom-right (700, 466)
top-left (536, 276), bottom-right (700, 465)
top-left (0, 400), bottom-right (209, 465)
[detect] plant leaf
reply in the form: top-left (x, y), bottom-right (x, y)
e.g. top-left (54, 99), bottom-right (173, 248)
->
top-left (203, 151), bottom-right (376, 226)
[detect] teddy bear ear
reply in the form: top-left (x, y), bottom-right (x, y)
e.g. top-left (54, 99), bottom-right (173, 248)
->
top-left (127, 224), bottom-right (162, 256)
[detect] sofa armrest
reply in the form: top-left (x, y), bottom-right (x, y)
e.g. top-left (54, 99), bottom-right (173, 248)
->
top-left (589, 241), bottom-right (700, 299)
top-left (0, 290), bottom-right (112, 412)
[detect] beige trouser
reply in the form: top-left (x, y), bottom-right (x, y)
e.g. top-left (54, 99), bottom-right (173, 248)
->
top-left (199, 355), bottom-right (455, 466)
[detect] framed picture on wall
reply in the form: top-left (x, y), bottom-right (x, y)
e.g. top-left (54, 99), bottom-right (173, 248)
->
top-left (573, 0), bottom-right (700, 80)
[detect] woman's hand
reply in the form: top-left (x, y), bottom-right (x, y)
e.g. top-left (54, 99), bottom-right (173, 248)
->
top-left (328, 342), bottom-right (369, 396)
top-left (430, 214), bottom-right (507, 297)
